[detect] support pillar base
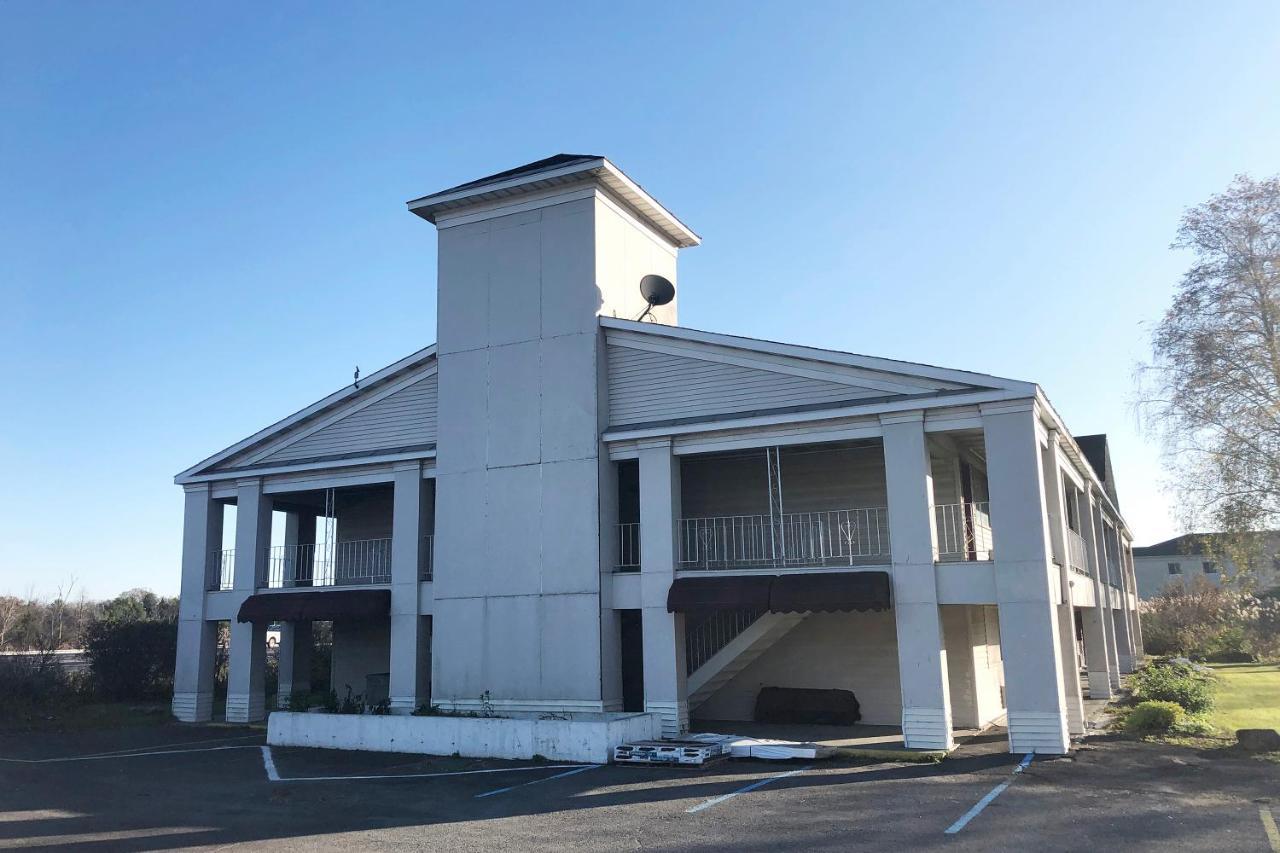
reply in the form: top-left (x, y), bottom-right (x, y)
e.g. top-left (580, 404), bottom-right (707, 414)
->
top-left (172, 691), bottom-right (214, 723)
top-left (645, 700), bottom-right (689, 740)
top-left (902, 707), bottom-right (955, 751)
top-left (226, 692), bottom-right (266, 724)
top-left (1007, 710), bottom-right (1070, 754)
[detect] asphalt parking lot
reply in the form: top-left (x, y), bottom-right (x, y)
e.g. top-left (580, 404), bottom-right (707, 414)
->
top-left (0, 723), bottom-right (1276, 851)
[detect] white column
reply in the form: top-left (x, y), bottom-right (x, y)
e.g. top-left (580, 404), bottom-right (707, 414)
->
top-left (227, 478), bottom-right (271, 723)
top-left (173, 485), bottom-right (221, 722)
top-left (1123, 540), bottom-right (1145, 658)
top-left (1078, 487), bottom-right (1115, 699)
top-left (1040, 433), bottom-right (1085, 737)
top-left (389, 462), bottom-right (427, 714)
top-left (276, 621), bottom-right (313, 709)
top-left (1104, 522), bottom-right (1136, 673)
top-left (882, 413), bottom-right (953, 751)
top-left (981, 402), bottom-right (1070, 755)
top-left (638, 438), bottom-right (688, 738)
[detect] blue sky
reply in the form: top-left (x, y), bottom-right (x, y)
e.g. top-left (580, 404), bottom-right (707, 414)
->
top-left (2, 2), bottom-right (1278, 599)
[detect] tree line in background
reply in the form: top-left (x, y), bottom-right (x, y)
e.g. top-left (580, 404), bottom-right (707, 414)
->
top-left (0, 586), bottom-right (180, 722)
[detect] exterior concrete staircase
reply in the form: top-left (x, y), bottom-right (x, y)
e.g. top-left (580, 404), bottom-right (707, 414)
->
top-left (687, 612), bottom-right (807, 712)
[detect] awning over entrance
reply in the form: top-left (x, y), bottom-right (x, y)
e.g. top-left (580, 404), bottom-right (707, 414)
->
top-left (665, 575), bottom-right (774, 612)
top-left (236, 589), bottom-right (391, 623)
top-left (667, 571), bottom-right (890, 614)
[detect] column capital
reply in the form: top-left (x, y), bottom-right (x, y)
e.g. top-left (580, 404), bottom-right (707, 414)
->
top-left (635, 436), bottom-right (674, 451)
top-left (183, 482), bottom-right (213, 495)
top-left (392, 459), bottom-right (424, 474)
top-left (235, 476), bottom-right (263, 490)
top-left (879, 410), bottom-right (923, 426)
top-left (978, 398), bottom-right (1038, 417)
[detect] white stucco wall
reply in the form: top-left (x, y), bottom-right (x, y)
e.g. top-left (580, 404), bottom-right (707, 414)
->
top-left (693, 609), bottom-right (903, 726)
top-left (942, 604), bottom-right (1004, 729)
top-left (331, 617), bottom-right (390, 703)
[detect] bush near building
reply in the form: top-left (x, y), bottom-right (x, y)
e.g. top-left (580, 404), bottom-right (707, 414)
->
top-left (1125, 700), bottom-right (1185, 735)
top-left (1130, 659), bottom-right (1218, 715)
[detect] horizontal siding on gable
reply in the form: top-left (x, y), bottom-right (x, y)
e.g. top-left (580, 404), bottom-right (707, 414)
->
top-left (607, 344), bottom-right (886, 427)
top-left (261, 373), bottom-right (438, 463)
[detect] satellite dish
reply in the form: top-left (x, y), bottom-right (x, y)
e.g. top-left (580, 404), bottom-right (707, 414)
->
top-left (637, 275), bottom-right (675, 321)
top-left (639, 274), bottom-right (676, 307)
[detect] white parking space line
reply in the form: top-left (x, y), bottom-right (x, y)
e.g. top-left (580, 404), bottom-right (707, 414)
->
top-left (475, 764), bottom-right (598, 798)
top-left (73, 734), bottom-right (263, 759)
top-left (0, 745), bottom-right (261, 765)
top-left (686, 765), bottom-right (812, 814)
top-left (259, 745), bottom-right (598, 784)
top-left (944, 753), bottom-right (1034, 835)
top-left (1261, 807), bottom-right (1280, 853)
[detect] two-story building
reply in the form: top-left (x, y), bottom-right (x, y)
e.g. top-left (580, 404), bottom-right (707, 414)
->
top-left (172, 154), bottom-right (1143, 755)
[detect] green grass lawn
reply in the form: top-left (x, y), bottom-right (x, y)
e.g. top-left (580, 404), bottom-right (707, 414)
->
top-left (1209, 663), bottom-right (1280, 733)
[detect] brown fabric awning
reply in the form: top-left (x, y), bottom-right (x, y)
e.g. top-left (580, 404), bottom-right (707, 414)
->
top-left (769, 571), bottom-right (891, 613)
top-left (236, 589), bottom-right (390, 623)
top-left (666, 575), bottom-right (774, 613)
top-left (667, 572), bottom-right (890, 614)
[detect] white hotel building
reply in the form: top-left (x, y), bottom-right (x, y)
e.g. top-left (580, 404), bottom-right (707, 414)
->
top-left (172, 155), bottom-right (1142, 755)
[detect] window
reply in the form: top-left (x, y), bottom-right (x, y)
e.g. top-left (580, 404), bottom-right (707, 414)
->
top-left (1203, 561), bottom-right (1217, 574)
top-left (1167, 562), bottom-right (1182, 575)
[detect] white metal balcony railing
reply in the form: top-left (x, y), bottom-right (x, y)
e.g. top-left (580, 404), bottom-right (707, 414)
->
top-left (262, 539), bottom-right (392, 588)
top-left (678, 507), bottom-right (890, 571)
top-left (686, 608), bottom-right (763, 674)
top-left (421, 534), bottom-right (434, 581)
top-left (1066, 529), bottom-right (1089, 576)
top-left (616, 522), bottom-right (641, 572)
top-left (206, 549), bottom-right (235, 591)
top-left (933, 501), bottom-right (993, 562)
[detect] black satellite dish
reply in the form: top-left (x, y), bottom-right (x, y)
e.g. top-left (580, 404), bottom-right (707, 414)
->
top-left (637, 274), bottom-right (675, 321)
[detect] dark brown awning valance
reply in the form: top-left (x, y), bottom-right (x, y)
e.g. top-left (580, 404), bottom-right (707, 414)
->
top-left (666, 575), bottom-right (774, 613)
top-left (769, 571), bottom-right (891, 613)
top-left (236, 589), bottom-right (390, 623)
top-left (667, 571), bottom-right (890, 615)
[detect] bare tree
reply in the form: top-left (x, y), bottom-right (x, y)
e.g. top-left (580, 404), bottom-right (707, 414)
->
top-left (0, 595), bottom-right (21, 650)
top-left (1139, 175), bottom-right (1280, 569)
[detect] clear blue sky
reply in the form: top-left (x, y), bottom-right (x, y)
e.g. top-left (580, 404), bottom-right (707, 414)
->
top-left (2, 2), bottom-right (1278, 599)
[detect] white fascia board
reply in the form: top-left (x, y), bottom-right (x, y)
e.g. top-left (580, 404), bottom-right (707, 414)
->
top-left (601, 318), bottom-right (1035, 393)
top-left (181, 448), bottom-right (437, 486)
top-left (407, 159), bottom-right (608, 214)
top-left (408, 158), bottom-right (700, 249)
top-left (601, 388), bottom-right (1027, 444)
top-left (173, 345), bottom-right (437, 485)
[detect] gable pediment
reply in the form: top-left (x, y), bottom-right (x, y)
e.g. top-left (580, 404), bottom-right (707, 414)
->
top-left (177, 348), bottom-right (437, 482)
top-left (604, 323), bottom-right (1022, 430)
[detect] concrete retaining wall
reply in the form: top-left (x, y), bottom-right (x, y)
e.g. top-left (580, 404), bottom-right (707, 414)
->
top-left (266, 710), bottom-right (660, 764)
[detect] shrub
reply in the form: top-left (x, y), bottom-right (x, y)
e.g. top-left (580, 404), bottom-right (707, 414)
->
top-left (1130, 661), bottom-right (1217, 715)
top-left (82, 619), bottom-right (177, 701)
top-left (1126, 700), bottom-right (1184, 734)
top-left (0, 649), bottom-right (87, 721)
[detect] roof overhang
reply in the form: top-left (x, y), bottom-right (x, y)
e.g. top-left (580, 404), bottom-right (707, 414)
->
top-left (406, 157), bottom-right (701, 249)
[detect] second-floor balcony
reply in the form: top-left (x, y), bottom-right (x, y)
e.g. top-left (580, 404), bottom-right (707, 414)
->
top-left (1066, 529), bottom-right (1089, 576)
top-left (934, 501), bottom-right (993, 562)
top-left (263, 539), bottom-right (392, 588)
top-left (678, 507), bottom-right (891, 571)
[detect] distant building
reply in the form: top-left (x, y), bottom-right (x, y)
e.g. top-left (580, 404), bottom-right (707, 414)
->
top-left (1133, 533), bottom-right (1280, 599)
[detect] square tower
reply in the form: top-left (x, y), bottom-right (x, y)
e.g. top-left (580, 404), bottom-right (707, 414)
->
top-left (408, 155), bottom-right (698, 712)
